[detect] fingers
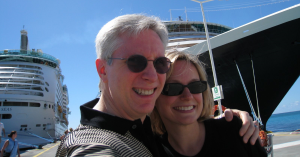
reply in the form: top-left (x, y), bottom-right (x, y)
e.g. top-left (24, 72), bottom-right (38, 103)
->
top-left (234, 110), bottom-right (251, 137)
top-left (242, 117), bottom-right (255, 144)
top-left (224, 109), bottom-right (233, 122)
top-left (250, 121), bottom-right (260, 145)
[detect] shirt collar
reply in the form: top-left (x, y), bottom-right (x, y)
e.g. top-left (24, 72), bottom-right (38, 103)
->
top-left (80, 98), bottom-right (151, 135)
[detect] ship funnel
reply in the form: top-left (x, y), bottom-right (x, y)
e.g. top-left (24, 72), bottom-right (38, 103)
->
top-left (20, 29), bottom-right (28, 50)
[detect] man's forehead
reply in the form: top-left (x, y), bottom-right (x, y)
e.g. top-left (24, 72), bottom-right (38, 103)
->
top-left (113, 30), bottom-right (165, 57)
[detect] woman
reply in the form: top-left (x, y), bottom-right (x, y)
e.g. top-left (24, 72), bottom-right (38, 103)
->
top-left (151, 50), bottom-right (267, 157)
top-left (1, 131), bottom-right (20, 157)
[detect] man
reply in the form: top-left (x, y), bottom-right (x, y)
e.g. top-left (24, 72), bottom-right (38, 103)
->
top-left (56, 14), bottom-right (259, 157)
top-left (0, 116), bottom-right (5, 145)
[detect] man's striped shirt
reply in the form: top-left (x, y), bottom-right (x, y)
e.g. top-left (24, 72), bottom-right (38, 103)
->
top-left (55, 98), bottom-right (160, 157)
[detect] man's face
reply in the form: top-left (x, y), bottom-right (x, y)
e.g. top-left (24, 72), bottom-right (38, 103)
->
top-left (104, 29), bottom-right (166, 120)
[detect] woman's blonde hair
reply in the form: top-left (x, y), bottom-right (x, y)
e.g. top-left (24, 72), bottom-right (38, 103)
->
top-left (151, 50), bottom-right (214, 135)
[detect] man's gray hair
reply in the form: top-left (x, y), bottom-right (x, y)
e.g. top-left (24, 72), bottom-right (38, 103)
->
top-left (95, 14), bottom-right (169, 60)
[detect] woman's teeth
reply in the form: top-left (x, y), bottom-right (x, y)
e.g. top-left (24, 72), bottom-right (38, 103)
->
top-left (174, 106), bottom-right (194, 111)
top-left (133, 88), bottom-right (154, 95)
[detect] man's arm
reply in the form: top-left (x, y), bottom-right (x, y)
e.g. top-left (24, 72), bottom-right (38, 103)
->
top-left (221, 109), bottom-right (260, 145)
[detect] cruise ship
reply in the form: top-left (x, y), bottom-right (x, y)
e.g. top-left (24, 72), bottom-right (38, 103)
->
top-left (169, 4), bottom-right (300, 131)
top-left (164, 19), bottom-right (232, 51)
top-left (0, 30), bottom-right (70, 148)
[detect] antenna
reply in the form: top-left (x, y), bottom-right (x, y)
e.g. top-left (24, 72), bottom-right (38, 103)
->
top-left (169, 9), bottom-right (172, 21)
top-left (185, 7), bottom-right (188, 21)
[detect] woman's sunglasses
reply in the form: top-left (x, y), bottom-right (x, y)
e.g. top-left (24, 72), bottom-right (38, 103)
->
top-left (108, 55), bottom-right (171, 74)
top-left (161, 81), bottom-right (207, 96)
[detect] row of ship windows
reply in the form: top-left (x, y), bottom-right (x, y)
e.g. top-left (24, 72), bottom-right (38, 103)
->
top-left (0, 64), bottom-right (42, 70)
top-left (0, 57), bottom-right (57, 69)
top-left (0, 90), bottom-right (44, 96)
top-left (0, 79), bottom-right (45, 85)
top-left (0, 69), bottom-right (43, 75)
top-left (0, 102), bottom-right (54, 108)
top-left (0, 114), bottom-right (12, 119)
top-left (19, 124), bottom-right (46, 127)
top-left (0, 73), bottom-right (44, 80)
top-left (0, 84), bottom-right (49, 92)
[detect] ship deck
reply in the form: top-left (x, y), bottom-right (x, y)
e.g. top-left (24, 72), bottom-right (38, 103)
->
top-left (18, 133), bottom-right (300, 157)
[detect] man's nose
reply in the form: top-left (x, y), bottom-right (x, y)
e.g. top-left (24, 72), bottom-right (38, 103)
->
top-left (141, 61), bottom-right (158, 82)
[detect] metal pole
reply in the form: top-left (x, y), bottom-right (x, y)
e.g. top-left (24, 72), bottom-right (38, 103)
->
top-left (193, 0), bottom-right (223, 115)
top-left (185, 7), bottom-right (188, 21)
top-left (170, 9), bottom-right (172, 21)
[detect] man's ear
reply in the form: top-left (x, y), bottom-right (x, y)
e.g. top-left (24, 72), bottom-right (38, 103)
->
top-left (96, 59), bottom-right (108, 83)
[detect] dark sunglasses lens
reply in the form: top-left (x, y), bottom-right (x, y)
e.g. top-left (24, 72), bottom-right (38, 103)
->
top-left (154, 57), bottom-right (171, 74)
top-left (162, 83), bottom-right (183, 96)
top-left (127, 55), bottom-right (147, 73)
top-left (188, 81), bottom-right (207, 94)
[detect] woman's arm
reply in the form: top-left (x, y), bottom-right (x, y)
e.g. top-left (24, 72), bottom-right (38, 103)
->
top-left (1, 140), bottom-right (9, 157)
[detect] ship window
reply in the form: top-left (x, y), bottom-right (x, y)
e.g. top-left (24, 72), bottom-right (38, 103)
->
top-left (45, 87), bottom-right (49, 92)
top-left (21, 125), bottom-right (27, 127)
top-left (3, 102), bottom-right (28, 107)
top-left (43, 124), bottom-right (46, 127)
top-left (36, 124), bottom-right (41, 127)
top-left (33, 80), bottom-right (43, 85)
top-left (2, 114), bottom-right (12, 119)
top-left (49, 104), bottom-right (51, 108)
top-left (45, 82), bottom-right (49, 86)
top-left (32, 87), bottom-right (43, 91)
top-left (29, 103), bottom-right (40, 107)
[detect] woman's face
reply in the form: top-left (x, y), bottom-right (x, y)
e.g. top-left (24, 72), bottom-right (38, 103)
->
top-left (13, 132), bottom-right (17, 138)
top-left (156, 60), bottom-right (204, 126)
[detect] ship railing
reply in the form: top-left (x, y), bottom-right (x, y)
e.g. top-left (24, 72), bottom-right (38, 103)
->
top-left (0, 49), bottom-right (59, 64)
top-left (168, 28), bottom-right (227, 34)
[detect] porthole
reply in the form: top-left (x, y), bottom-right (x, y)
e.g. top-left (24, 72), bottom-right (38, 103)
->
top-left (45, 87), bottom-right (49, 92)
top-left (49, 104), bottom-right (51, 108)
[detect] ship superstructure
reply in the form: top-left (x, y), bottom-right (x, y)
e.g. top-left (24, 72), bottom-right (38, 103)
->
top-left (164, 20), bottom-right (232, 51)
top-left (0, 30), bottom-right (69, 147)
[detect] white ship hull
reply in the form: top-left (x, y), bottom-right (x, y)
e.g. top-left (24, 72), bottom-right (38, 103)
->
top-left (1, 44), bottom-right (69, 148)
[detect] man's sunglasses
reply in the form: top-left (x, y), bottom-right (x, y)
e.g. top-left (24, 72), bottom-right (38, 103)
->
top-left (161, 81), bottom-right (207, 96)
top-left (108, 55), bottom-right (171, 74)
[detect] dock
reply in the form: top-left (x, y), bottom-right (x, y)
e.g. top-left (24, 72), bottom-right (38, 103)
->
top-left (19, 133), bottom-right (300, 156)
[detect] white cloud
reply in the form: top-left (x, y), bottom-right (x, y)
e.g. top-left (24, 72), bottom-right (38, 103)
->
top-left (291, 101), bottom-right (299, 106)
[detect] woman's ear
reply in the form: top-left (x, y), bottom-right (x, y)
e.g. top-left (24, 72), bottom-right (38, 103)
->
top-left (96, 59), bottom-right (108, 83)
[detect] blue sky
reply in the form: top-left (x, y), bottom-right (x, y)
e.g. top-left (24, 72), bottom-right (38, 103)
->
top-left (0, 0), bottom-right (299, 129)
